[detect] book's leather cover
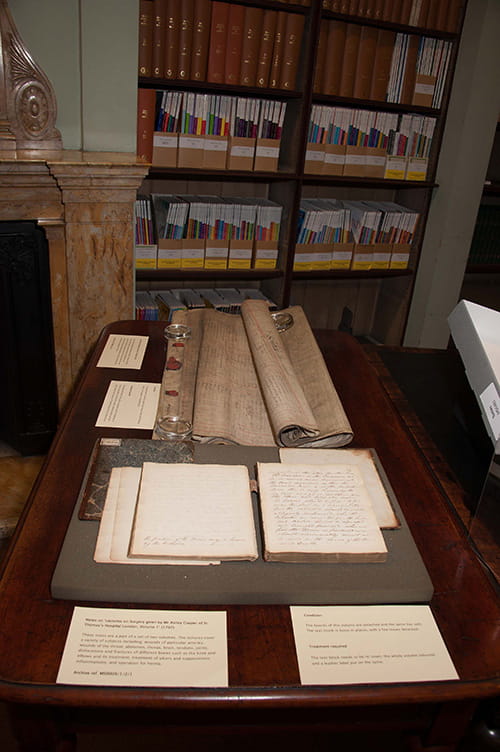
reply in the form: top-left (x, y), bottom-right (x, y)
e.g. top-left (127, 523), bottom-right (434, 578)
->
top-left (178, 0), bottom-right (194, 80)
top-left (164, 0), bottom-right (179, 78)
top-left (255, 10), bottom-right (277, 88)
top-left (446, 0), bottom-right (462, 32)
top-left (138, 0), bottom-right (153, 76)
top-left (152, 0), bottom-right (165, 77)
top-left (191, 0), bottom-right (212, 81)
top-left (51, 444), bottom-right (434, 604)
top-left (207, 1), bottom-right (229, 83)
top-left (322, 20), bottom-right (346, 96)
top-left (224, 3), bottom-right (245, 85)
top-left (269, 11), bottom-right (287, 89)
top-left (136, 89), bottom-right (156, 162)
top-left (417, 0), bottom-right (431, 26)
top-left (401, 35), bottom-right (420, 106)
top-left (278, 12), bottom-right (304, 90)
top-left (239, 6), bottom-right (262, 87)
top-left (398, 0), bottom-right (413, 24)
top-left (353, 25), bottom-right (378, 100)
top-left (369, 28), bottom-right (395, 102)
top-left (425, 0), bottom-right (440, 29)
top-left (372, 0), bottom-right (385, 20)
top-left (313, 20), bottom-right (328, 94)
top-left (338, 23), bottom-right (361, 98)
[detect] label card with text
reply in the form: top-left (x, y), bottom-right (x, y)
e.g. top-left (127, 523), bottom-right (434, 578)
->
top-left (96, 335), bottom-right (149, 369)
top-left (96, 381), bottom-right (160, 429)
top-left (480, 382), bottom-right (500, 441)
top-left (290, 605), bottom-right (458, 685)
top-left (57, 606), bottom-right (228, 687)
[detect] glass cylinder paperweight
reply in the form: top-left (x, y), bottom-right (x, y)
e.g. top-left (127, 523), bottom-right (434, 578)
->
top-left (163, 323), bottom-right (192, 343)
top-left (155, 415), bottom-right (193, 442)
top-left (271, 311), bottom-right (294, 332)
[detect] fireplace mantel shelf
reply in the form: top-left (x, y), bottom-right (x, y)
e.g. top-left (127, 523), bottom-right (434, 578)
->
top-left (0, 150), bottom-right (149, 409)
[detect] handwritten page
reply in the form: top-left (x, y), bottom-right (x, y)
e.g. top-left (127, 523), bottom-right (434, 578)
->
top-left (129, 463), bottom-right (258, 561)
top-left (257, 463), bottom-right (387, 562)
top-left (96, 334), bottom-right (149, 369)
top-left (290, 605), bottom-right (458, 684)
top-left (95, 381), bottom-right (160, 429)
top-left (57, 606), bottom-right (228, 687)
top-left (94, 467), bottom-right (219, 565)
top-left (279, 448), bottom-right (399, 528)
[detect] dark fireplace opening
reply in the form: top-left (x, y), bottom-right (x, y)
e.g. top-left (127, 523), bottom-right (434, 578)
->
top-left (0, 221), bottom-right (58, 455)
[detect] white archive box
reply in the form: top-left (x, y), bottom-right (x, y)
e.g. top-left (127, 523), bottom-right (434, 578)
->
top-left (448, 300), bottom-right (500, 452)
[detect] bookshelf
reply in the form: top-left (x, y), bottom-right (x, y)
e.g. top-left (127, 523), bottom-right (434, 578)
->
top-left (135, 0), bottom-right (467, 344)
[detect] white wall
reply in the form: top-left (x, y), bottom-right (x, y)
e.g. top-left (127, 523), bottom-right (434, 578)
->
top-left (404, 0), bottom-right (500, 347)
top-left (9, 0), bottom-right (138, 151)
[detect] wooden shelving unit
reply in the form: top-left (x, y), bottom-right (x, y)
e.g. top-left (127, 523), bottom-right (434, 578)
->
top-left (136, 0), bottom-right (467, 344)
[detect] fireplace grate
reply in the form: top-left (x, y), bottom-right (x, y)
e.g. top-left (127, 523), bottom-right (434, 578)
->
top-left (0, 221), bottom-right (58, 455)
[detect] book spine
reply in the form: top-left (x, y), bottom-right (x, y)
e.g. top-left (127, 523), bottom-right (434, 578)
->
top-left (313, 20), bottom-right (328, 94)
top-left (178, 0), bottom-right (194, 80)
top-left (352, 25), bottom-right (378, 100)
top-left (164, 0), bottom-right (179, 79)
top-left (152, 0), bottom-right (165, 78)
top-left (322, 20), bottom-right (347, 96)
top-left (400, 34), bottom-right (419, 106)
top-left (239, 6), bottom-right (263, 87)
top-left (369, 29), bottom-right (396, 102)
top-left (138, 0), bottom-right (153, 77)
top-left (255, 10), bottom-right (277, 88)
top-left (279, 12), bottom-right (304, 90)
top-left (191, 0), bottom-right (212, 81)
top-left (225, 3), bottom-right (245, 85)
top-left (269, 12), bottom-right (287, 89)
top-left (136, 88), bottom-right (156, 162)
top-left (338, 23), bottom-right (361, 98)
top-left (207, 1), bottom-right (229, 84)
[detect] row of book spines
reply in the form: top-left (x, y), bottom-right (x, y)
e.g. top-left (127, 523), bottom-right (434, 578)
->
top-left (314, 21), bottom-right (450, 106)
top-left (293, 242), bottom-right (412, 271)
top-left (139, 0), bottom-right (304, 90)
top-left (155, 92), bottom-right (285, 139)
top-left (135, 240), bottom-right (280, 271)
top-left (136, 287), bottom-right (278, 322)
top-left (321, 0), bottom-right (461, 32)
top-left (308, 108), bottom-right (435, 154)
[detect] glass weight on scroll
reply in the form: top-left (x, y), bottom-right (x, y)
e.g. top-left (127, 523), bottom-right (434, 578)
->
top-left (271, 311), bottom-right (294, 332)
top-left (163, 322), bottom-right (192, 344)
top-left (155, 415), bottom-right (193, 442)
top-left (156, 322), bottom-right (193, 442)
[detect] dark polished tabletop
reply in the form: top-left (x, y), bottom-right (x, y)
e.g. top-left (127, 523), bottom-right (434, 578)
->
top-left (0, 321), bottom-right (498, 731)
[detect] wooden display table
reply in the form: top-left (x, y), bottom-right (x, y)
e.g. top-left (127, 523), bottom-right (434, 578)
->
top-left (0, 321), bottom-right (498, 752)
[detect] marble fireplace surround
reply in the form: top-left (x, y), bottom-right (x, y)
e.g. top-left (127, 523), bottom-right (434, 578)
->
top-left (0, 151), bottom-right (148, 410)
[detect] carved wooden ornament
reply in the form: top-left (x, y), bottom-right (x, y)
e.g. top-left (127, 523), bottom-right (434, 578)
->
top-left (0, 0), bottom-right (62, 152)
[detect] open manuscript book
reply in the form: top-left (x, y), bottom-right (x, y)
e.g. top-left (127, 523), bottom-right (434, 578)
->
top-left (157, 299), bottom-right (353, 448)
top-left (94, 449), bottom-right (399, 566)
